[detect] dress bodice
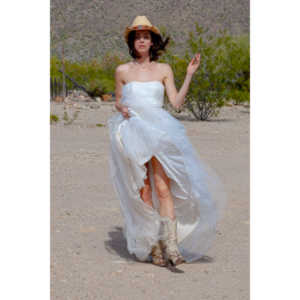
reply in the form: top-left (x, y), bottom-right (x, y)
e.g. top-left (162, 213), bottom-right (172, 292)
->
top-left (121, 81), bottom-right (165, 108)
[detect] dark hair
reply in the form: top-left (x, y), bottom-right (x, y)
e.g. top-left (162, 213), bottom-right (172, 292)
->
top-left (126, 30), bottom-right (170, 61)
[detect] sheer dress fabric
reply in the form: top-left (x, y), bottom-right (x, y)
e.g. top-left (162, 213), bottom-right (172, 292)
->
top-left (107, 81), bottom-right (227, 263)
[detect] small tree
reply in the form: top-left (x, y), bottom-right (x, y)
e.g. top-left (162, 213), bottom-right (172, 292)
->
top-left (162, 23), bottom-right (250, 120)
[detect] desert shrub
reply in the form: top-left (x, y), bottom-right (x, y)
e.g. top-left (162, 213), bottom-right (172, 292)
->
top-left (50, 114), bottom-right (59, 124)
top-left (161, 24), bottom-right (250, 120)
top-left (224, 34), bottom-right (250, 104)
top-left (50, 53), bottom-right (127, 96)
top-left (162, 25), bottom-right (226, 120)
top-left (51, 57), bottom-right (107, 96)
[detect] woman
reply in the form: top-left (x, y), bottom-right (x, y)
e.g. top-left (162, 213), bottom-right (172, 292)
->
top-left (108, 16), bottom-right (226, 268)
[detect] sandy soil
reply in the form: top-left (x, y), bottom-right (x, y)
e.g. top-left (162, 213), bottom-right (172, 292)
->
top-left (51, 101), bottom-right (249, 300)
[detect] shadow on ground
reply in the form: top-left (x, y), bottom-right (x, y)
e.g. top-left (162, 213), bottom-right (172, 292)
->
top-left (105, 226), bottom-right (215, 267)
top-left (104, 226), bottom-right (137, 262)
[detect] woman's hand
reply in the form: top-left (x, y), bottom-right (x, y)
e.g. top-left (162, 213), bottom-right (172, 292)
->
top-left (187, 53), bottom-right (201, 76)
top-left (120, 105), bottom-right (130, 119)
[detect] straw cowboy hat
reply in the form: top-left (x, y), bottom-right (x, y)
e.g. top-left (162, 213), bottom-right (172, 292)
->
top-left (124, 16), bottom-right (161, 43)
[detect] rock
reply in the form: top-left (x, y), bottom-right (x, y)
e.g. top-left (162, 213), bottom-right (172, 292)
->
top-left (65, 90), bottom-right (93, 102)
top-left (89, 103), bottom-right (100, 109)
top-left (73, 103), bottom-right (84, 109)
top-left (64, 96), bottom-right (73, 104)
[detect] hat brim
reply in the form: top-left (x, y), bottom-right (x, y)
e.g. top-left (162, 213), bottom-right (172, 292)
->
top-left (124, 25), bottom-right (161, 42)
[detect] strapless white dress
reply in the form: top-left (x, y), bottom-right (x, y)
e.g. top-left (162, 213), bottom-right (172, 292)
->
top-left (107, 81), bottom-right (227, 263)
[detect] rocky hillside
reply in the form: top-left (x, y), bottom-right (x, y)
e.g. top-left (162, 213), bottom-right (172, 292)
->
top-left (51, 0), bottom-right (249, 62)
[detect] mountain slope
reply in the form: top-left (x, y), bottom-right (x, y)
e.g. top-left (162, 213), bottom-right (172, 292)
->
top-left (51, 0), bottom-right (249, 62)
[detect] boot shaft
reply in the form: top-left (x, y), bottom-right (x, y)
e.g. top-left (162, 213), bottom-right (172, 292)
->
top-left (160, 216), bottom-right (178, 242)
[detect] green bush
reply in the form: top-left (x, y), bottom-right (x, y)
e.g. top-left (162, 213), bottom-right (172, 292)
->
top-left (50, 53), bottom-right (127, 95)
top-left (226, 34), bottom-right (250, 104)
top-left (50, 114), bottom-right (59, 124)
top-left (162, 25), bottom-right (227, 120)
top-left (161, 24), bottom-right (250, 120)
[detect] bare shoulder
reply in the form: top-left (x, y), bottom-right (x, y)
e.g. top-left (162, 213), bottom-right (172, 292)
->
top-left (157, 62), bottom-right (172, 71)
top-left (115, 62), bottom-right (131, 73)
top-left (115, 63), bottom-right (132, 84)
top-left (156, 63), bottom-right (173, 82)
top-left (157, 62), bottom-right (173, 77)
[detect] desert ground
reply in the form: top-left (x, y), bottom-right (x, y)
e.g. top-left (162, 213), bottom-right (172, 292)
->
top-left (51, 99), bottom-right (249, 300)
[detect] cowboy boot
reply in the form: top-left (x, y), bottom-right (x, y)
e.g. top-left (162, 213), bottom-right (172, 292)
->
top-left (150, 240), bottom-right (167, 267)
top-left (159, 216), bottom-right (185, 266)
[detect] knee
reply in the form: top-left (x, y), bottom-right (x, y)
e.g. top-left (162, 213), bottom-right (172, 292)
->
top-left (155, 181), bottom-right (171, 200)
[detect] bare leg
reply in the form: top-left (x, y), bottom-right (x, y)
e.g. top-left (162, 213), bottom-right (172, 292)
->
top-left (139, 161), bottom-right (153, 208)
top-left (151, 156), bottom-right (175, 219)
top-left (140, 160), bottom-right (166, 266)
top-left (151, 156), bottom-right (185, 266)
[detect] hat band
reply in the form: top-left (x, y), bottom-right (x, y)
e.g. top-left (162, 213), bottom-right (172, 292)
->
top-left (129, 25), bottom-right (152, 30)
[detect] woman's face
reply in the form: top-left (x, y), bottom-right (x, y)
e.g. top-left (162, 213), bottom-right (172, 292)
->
top-left (134, 30), bottom-right (153, 54)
